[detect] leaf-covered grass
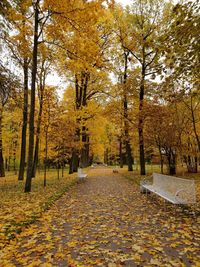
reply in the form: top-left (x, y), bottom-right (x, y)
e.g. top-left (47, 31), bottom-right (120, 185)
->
top-left (0, 169), bottom-right (78, 249)
top-left (1, 167), bottom-right (199, 267)
top-left (119, 166), bottom-right (200, 217)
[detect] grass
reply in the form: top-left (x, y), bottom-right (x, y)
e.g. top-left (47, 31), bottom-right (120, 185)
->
top-left (118, 164), bottom-right (200, 217)
top-left (0, 168), bottom-right (78, 249)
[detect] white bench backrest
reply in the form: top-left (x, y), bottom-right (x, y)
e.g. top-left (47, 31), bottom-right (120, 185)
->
top-left (78, 168), bottom-right (83, 175)
top-left (153, 173), bottom-right (196, 203)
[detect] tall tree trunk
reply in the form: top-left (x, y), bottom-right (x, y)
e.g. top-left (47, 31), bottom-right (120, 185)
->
top-left (167, 148), bottom-right (176, 175)
top-left (44, 128), bottom-right (48, 187)
top-left (18, 59), bottom-right (29, 180)
top-left (119, 137), bottom-right (123, 168)
top-left (124, 93), bottom-right (133, 171)
top-left (69, 149), bottom-right (79, 174)
top-left (123, 52), bottom-right (133, 171)
top-left (79, 72), bottom-right (90, 168)
top-left (104, 148), bottom-right (108, 165)
top-left (5, 157), bottom-right (8, 170)
top-left (32, 59), bottom-right (47, 177)
top-left (57, 164), bottom-right (60, 180)
top-left (158, 146), bottom-right (164, 174)
top-left (80, 127), bottom-right (90, 168)
top-left (25, 1), bottom-right (39, 192)
top-left (0, 107), bottom-right (5, 177)
top-left (32, 85), bottom-right (44, 177)
top-left (191, 97), bottom-right (200, 152)
top-left (138, 63), bottom-right (146, 175)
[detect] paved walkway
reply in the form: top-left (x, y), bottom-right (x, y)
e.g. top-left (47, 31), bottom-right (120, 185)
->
top-left (0, 168), bottom-right (199, 266)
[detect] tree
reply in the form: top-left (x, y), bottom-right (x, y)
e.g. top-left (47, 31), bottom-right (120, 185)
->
top-left (0, 63), bottom-right (19, 177)
top-left (2, 0), bottom-right (32, 180)
top-left (164, 0), bottom-right (200, 83)
top-left (116, 0), bottom-right (171, 175)
top-left (45, 0), bottom-right (113, 172)
top-left (32, 46), bottom-right (52, 177)
top-left (25, 0), bottom-right (51, 192)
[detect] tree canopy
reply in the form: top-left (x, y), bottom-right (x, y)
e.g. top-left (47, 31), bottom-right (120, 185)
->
top-left (0, 0), bottom-right (199, 190)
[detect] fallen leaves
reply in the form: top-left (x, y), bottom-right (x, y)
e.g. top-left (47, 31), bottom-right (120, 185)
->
top-left (0, 171), bottom-right (78, 249)
top-left (0, 168), bottom-right (199, 266)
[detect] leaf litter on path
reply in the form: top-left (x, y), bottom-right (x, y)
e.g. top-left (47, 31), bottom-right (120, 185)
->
top-left (0, 168), bottom-right (199, 266)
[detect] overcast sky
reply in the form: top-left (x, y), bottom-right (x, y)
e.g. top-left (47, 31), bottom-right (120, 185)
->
top-left (116, 0), bottom-right (179, 5)
top-left (116, 0), bottom-right (131, 5)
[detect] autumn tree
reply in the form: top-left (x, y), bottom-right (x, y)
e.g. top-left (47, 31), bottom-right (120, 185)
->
top-left (0, 63), bottom-right (19, 177)
top-left (1, 0), bottom-right (33, 180)
top-left (25, 0), bottom-right (51, 192)
top-left (32, 45), bottom-right (52, 177)
top-left (40, 86), bottom-right (59, 186)
top-left (115, 0), bottom-right (172, 175)
top-left (45, 0), bottom-right (113, 172)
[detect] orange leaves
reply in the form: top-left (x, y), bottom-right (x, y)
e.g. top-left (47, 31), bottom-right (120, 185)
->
top-left (0, 171), bottom-right (77, 250)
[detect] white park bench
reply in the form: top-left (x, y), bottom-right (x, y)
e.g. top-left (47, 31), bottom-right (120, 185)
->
top-left (142, 173), bottom-right (196, 205)
top-left (78, 168), bottom-right (87, 179)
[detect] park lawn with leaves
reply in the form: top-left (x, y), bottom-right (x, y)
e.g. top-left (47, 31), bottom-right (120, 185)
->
top-left (0, 170), bottom-right (78, 249)
top-left (0, 168), bottom-right (200, 266)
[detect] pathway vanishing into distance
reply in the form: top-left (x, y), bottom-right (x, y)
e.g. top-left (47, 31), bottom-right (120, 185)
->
top-left (0, 167), bottom-right (199, 266)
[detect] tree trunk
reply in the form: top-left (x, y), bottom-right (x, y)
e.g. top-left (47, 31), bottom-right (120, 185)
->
top-left (186, 155), bottom-right (198, 173)
top-left (138, 64), bottom-right (146, 175)
top-left (158, 146), bottom-right (164, 174)
top-left (119, 138), bottom-right (123, 168)
top-left (32, 88), bottom-right (44, 177)
top-left (62, 163), bottom-right (64, 177)
top-left (167, 149), bottom-right (176, 175)
top-left (25, 1), bottom-right (39, 192)
top-left (69, 149), bottom-right (79, 174)
top-left (0, 107), bottom-right (5, 177)
top-left (5, 157), bottom-right (8, 170)
top-left (44, 128), bottom-right (48, 187)
top-left (104, 148), bottom-right (108, 165)
top-left (80, 127), bottom-right (90, 168)
top-left (123, 51), bottom-right (133, 172)
top-left (32, 60), bottom-right (46, 178)
top-left (57, 164), bottom-right (60, 180)
top-left (73, 151), bottom-right (79, 172)
top-left (18, 59), bottom-right (29, 180)
top-left (191, 98), bottom-right (200, 152)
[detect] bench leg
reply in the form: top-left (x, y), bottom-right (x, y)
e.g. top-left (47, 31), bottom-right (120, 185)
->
top-left (174, 205), bottom-right (177, 216)
top-left (164, 199), bottom-right (166, 212)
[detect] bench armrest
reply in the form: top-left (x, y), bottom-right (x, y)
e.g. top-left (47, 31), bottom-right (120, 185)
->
top-left (174, 189), bottom-right (191, 203)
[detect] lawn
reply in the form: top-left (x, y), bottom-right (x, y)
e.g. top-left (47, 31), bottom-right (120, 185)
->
top-left (0, 169), bottom-right (78, 249)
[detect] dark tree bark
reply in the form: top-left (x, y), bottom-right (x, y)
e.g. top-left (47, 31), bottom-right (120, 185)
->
top-left (0, 107), bottom-right (5, 177)
top-left (44, 128), bottom-right (48, 187)
top-left (70, 72), bottom-right (90, 172)
top-left (191, 97), bottom-right (200, 152)
top-left (138, 62), bottom-right (146, 175)
top-left (119, 137), bottom-right (123, 168)
top-left (167, 148), bottom-right (176, 175)
top-left (123, 51), bottom-right (133, 172)
top-left (25, 1), bottom-right (39, 192)
top-left (158, 146), bottom-right (164, 174)
top-left (57, 163), bottom-right (60, 180)
top-left (69, 149), bottom-right (79, 174)
top-left (104, 148), bottom-right (108, 165)
top-left (80, 127), bottom-right (90, 168)
top-left (32, 58), bottom-right (51, 178)
top-left (32, 65), bottom-right (46, 178)
top-left (80, 72), bottom-right (90, 168)
top-left (18, 59), bottom-right (29, 180)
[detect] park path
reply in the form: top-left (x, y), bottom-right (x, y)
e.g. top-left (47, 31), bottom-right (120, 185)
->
top-left (0, 167), bottom-right (199, 266)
